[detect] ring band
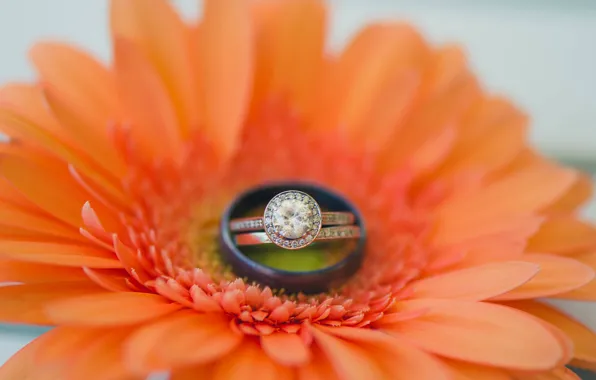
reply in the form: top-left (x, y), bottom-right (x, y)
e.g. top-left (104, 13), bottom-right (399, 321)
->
top-left (219, 182), bottom-right (366, 294)
top-left (229, 190), bottom-right (357, 250)
top-left (235, 225), bottom-right (361, 247)
top-left (229, 212), bottom-right (355, 232)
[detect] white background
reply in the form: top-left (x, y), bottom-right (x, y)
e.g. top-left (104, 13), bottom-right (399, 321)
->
top-left (0, 0), bottom-right (595, 367)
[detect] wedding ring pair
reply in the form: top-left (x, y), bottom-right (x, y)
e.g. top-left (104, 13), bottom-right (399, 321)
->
top-left (229, 190), bottom-right (361, 250)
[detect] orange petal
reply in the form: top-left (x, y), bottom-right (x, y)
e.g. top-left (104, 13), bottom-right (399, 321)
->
top-left (0, 176), bottom-right (40, 213)
top-left (441, 359), bottom-right (510, 380)
top-left (0, 96), bottom-right (119, 198)
top-left (545, 173), bottom-right (593, 214)
top-left (170, 364), bottom-right (214, 380)
top-left (297, 345), bottom-right (338, 380)
top-left (436, 165), bottom-right (576, 242)
top-left (309, 326), bottom-right (395, 380)
top-left (439, 97), bottom-right (528, 177)
top-left (0, 83), bottom-right (68, 141)
top-left (113, 38), bottom-right (182, 159)
top-left (65, 328), bottom-right (144, 380)
top-left (29, 326), bottom-right (136, 379)
top-left (124, 311), bottom-right (242, 373)
top-left (110, 0), bottom-right (200, 137)
top-left (264, 0), bottom-right (326, 116)
top-left (432, 213), bottom-right (542, 250)
top-left (409, 126), bottom-right (456, 176)
top-left (511, 367), bottom-right (580, 379)
top-left (315, 325), bottom-right (450, 380)
top-left (0, 241), bottom-right (122, 268)
top-left (558, 280), bottom-right (596, 300)
top-left (0, 153), bottom-right (92, 227)
top-left (314, 23), bottom-right (427, 138)
top-left (211, 338), bottom-right (292, 380)
top-left (200, 0), bottom-right (253, 157)
top-left (29, 43), bottom-right (125, 176)
top-left (381, 48), bottom-right (480, 169)
top-left (0, 282), bottom-right (103, 324)
top-left (0, 260), bottom-right (87, 283)
top-left (83, 267), bottom-right (133, 292)
top-left (406, 261), bottom-right (539, 301)
top-left (527, 217), bottom-right (596, 255)
top-left (0, 330), bottom-right (54, 379)
top-left (504, 300), bottom-right (596, 366)
top-left (386, 299), bottom-right (564, 370)
top-left (0, 203), bottom-right (84, 242)
top-left (492, 254), bottom-right (594, 300)
top-left (352, 71), bottom-right (420, 151)
top-left (45, 292), bottom-right (182, 326)
top-left (261, 331), bottom-right (311, 366)
top-left (554, 252), bottom-right (596, 300)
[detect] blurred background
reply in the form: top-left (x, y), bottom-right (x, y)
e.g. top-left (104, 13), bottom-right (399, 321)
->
top-left (1, 0), bottom-right (595, 376)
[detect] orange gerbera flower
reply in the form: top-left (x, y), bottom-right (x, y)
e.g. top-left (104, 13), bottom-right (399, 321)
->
top-left (0, 0), bottom-right (595, 379)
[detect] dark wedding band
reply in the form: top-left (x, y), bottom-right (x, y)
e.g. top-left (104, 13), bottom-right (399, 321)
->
top-left (219, 183), bottom-right (366, 294)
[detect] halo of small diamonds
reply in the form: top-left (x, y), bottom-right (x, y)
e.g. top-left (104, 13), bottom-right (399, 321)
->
top-left (263, 191), bottom-right (322, 250)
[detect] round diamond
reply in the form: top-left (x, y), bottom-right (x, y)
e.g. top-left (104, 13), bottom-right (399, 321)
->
top-left (271, 198), bottom-right (316, 239)
top-left (264, 191), bottom-right (322, 249)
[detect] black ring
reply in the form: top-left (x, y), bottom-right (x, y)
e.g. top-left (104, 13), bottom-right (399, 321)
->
top-left (219, 182), bottom-right (366, 294)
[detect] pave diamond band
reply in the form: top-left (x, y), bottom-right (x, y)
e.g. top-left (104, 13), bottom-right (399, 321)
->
top-left (235, 226), bottom-right (361, 247)
top-left (228, 190), bottom-right (357, 250)
top-left (229, 212), bottom-right (355, 232)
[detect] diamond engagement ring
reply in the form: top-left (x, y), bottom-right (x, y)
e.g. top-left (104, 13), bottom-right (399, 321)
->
top-left (229, 190), bottom-right (360, 250)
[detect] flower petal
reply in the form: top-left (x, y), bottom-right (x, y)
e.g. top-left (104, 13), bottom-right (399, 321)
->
top-left (170, 364), bottom-right (213, 380)
top-left (406, 261), bottom-right (539, 301)
top-left (0, 95), bottom-right (120, 199)
top-left (263, 0), bottom-right (327, 116)
top-left (0, 241), bottom-right (122, 268)
top-left (545, 173), bottom-right (593, 214)
top-left (211, 339), bottom-right (292, 380)
top-left (527, 217), bottom-right (596, 255)
top-left (45, 292), bottom-right (182, 326)
top-left (315, 325), bottom-right (450, 380)
top-left (439, 97), bottom-right (528, 177)
top-left (0, 330), bottom-right (54, 379)
top-left (0, 83), bottom-right (69, 142)
top-left (29, 42), bottom-right (125, 175)
top-left (0, 260), bottom-right (87, 284)
top-left (504, 300), bottom-right (596, 366)
top-left (314, 23), bottom-right (426, 140)
top-left (436, 165), bottom-right (576, 242)
top-left (511, 367), bottom-right (580, 379)
top-left (297, 345), bottom-right (338, 380)
top-left (261, 331), bottom-right (311, 366)
top-left (110, 0), bottom-right (200, 136)
top-left (113, 38), bottom-right (182, 159)
top-left (124, 311), bottom-right (242, 373)
top-left (0, 282), bottom-right (103, 324)
top-left (65, 328), bottom-right (143, 380)
top-left (381, 47), bottom-right (480, 168)
top-left (307, 326), bottom-right (387, 380)
top-left (200, 0), bottom-right (253, 157)
top-left (556, 252), bottom-right (596, 300)
top-left (492, 254), bottom-right (595, 301)
top-left (0, 153), bottom-right (95, 227)
top-left (0, 202), bottom-right (84, 242)
top-left (432, 210), bottom-right (543, 248)
top-left (385, 299), bottom-right (564, 370)
top-left (441, 359), bottom-right (510, 380)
